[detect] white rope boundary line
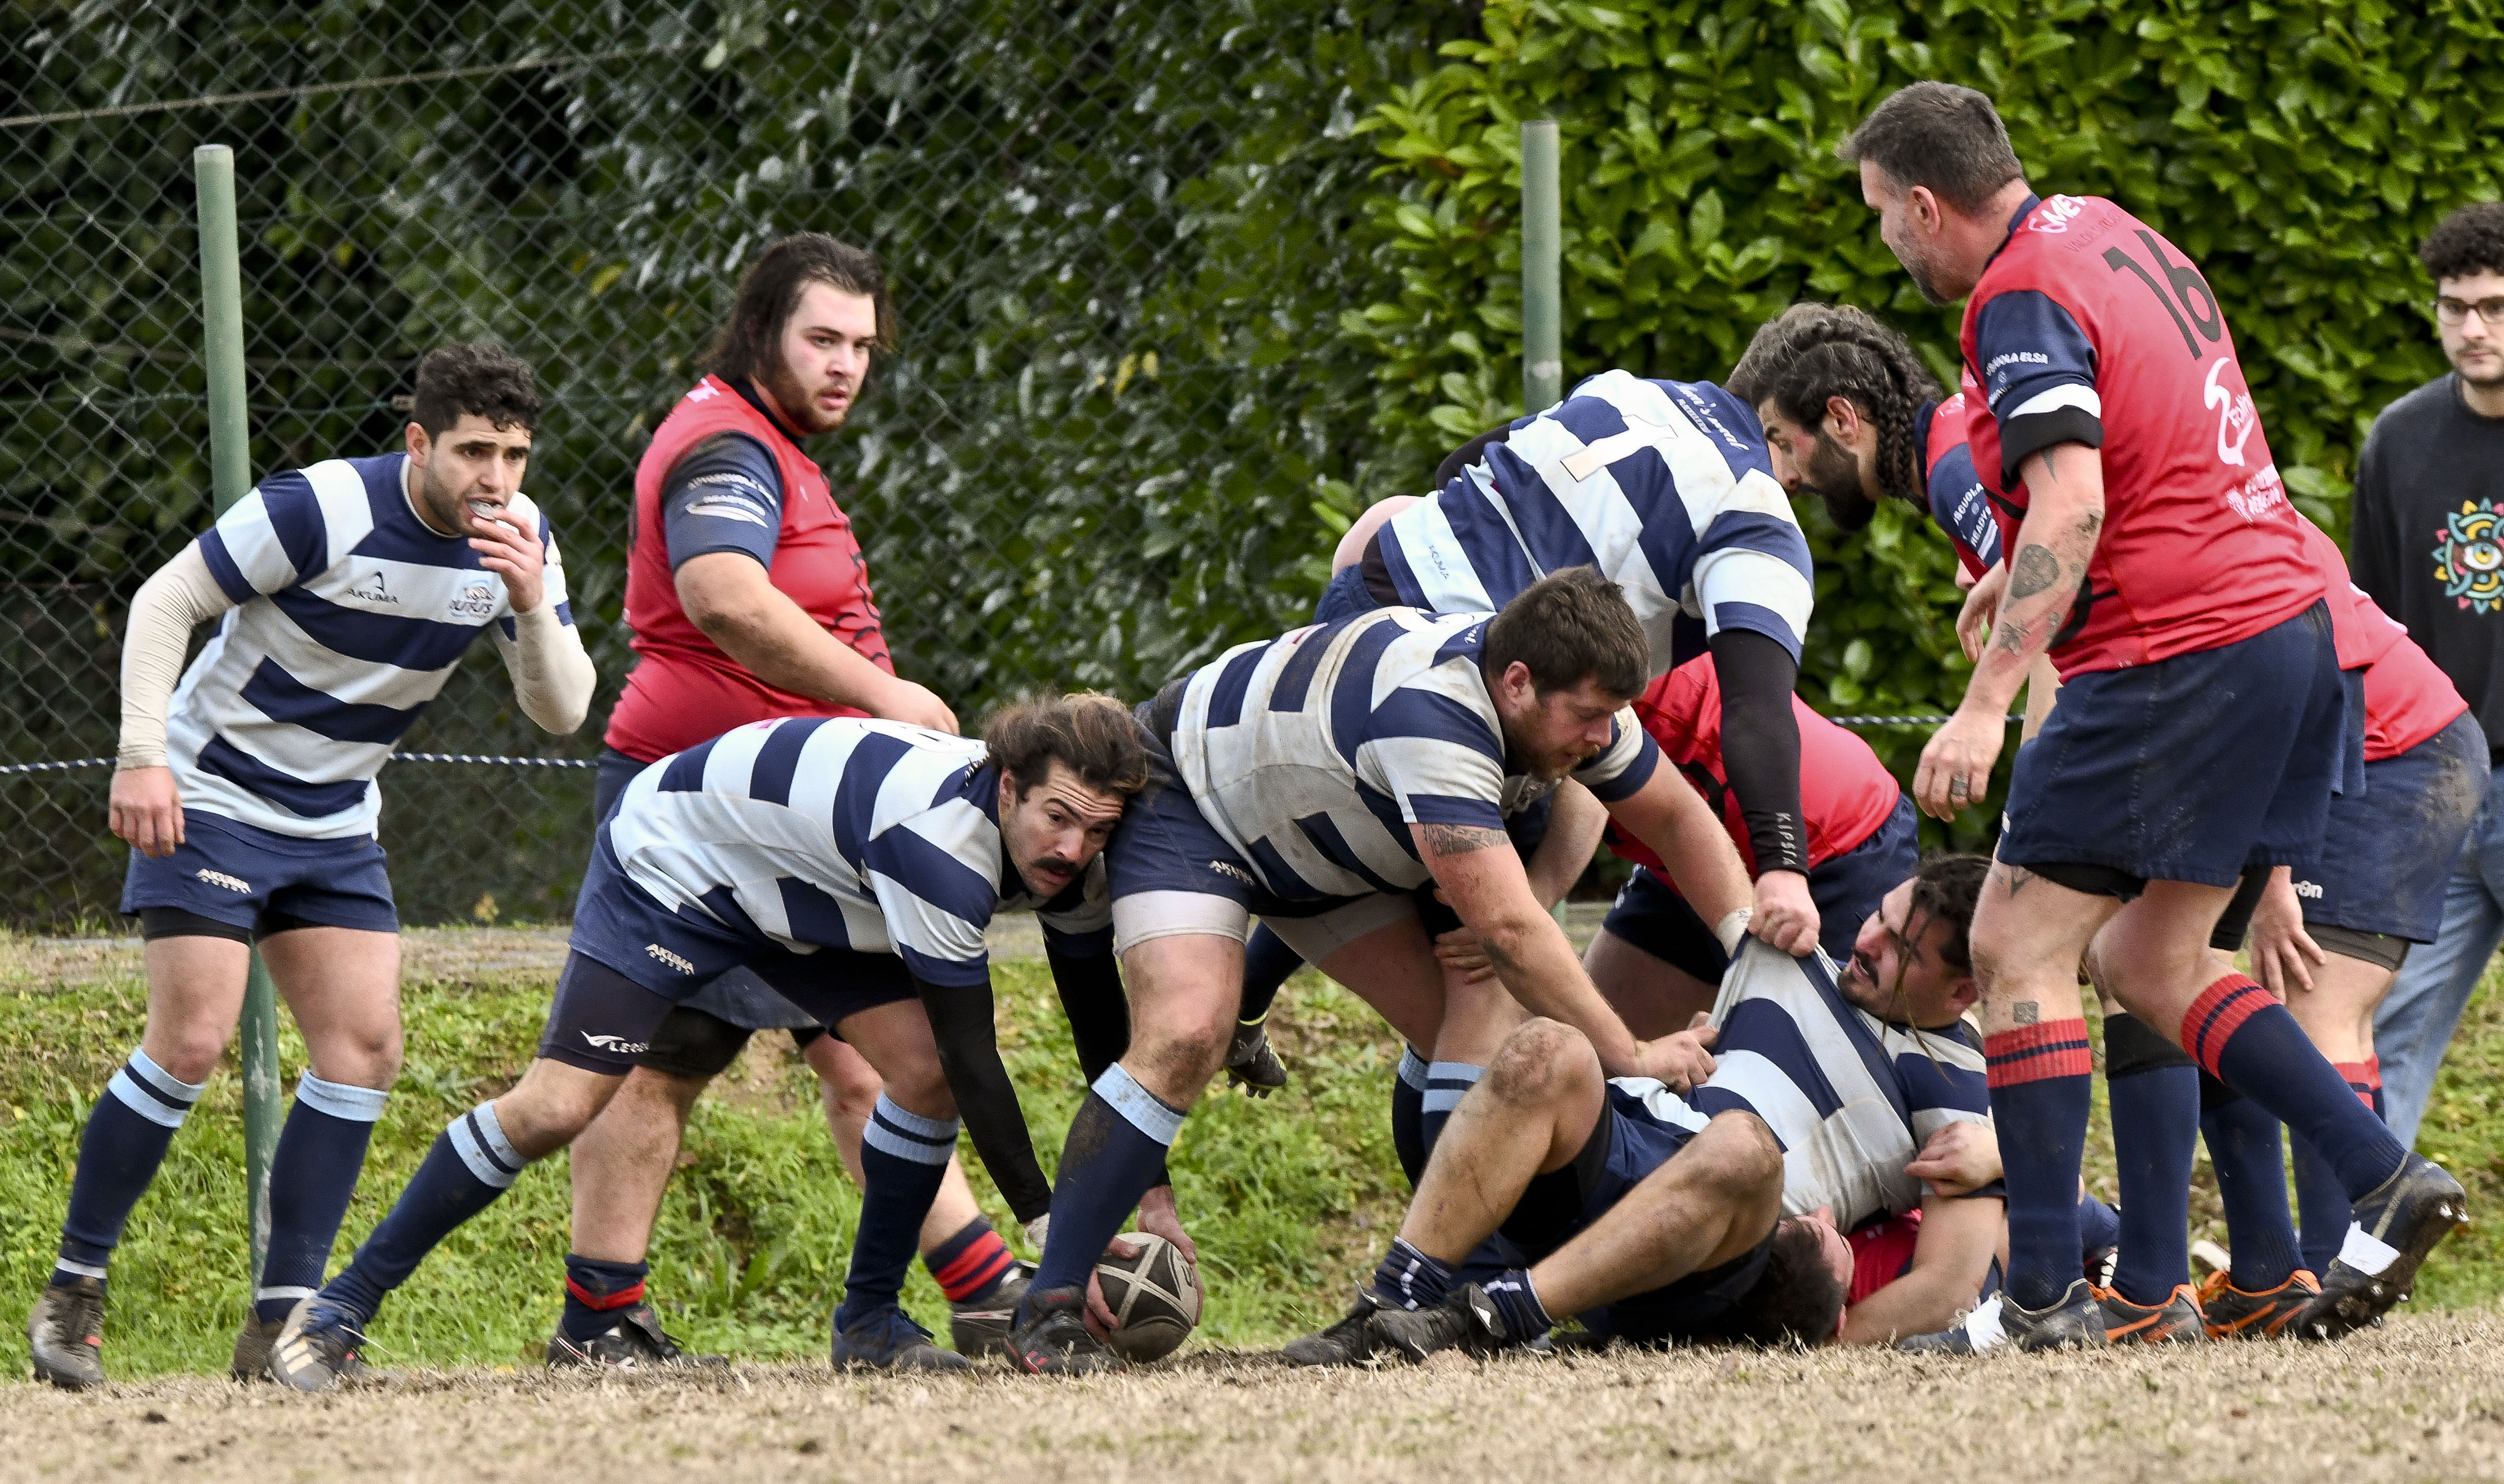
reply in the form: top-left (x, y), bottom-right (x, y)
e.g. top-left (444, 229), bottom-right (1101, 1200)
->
top-left (0, 42), bottom-right (689, 130)
top-left (0, 718), bottom-right (2029, 778)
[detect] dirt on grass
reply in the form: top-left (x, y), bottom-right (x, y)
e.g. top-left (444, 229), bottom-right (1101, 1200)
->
top-left (7, 1312), bottom-right (2504, 1484)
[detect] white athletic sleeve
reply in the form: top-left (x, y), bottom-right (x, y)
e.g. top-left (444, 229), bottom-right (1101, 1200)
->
top-left (118, 544), bottom-right (239, 770)
top-left (487, 513), bottom-right (596, 735)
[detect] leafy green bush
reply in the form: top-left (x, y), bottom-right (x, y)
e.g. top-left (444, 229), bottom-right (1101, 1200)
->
top-left (1341, 0), bottom-right (2502, 843)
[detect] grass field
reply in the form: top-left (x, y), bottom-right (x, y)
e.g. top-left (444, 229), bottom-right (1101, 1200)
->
top-left (6, 924), bottom-right (2504, 1482)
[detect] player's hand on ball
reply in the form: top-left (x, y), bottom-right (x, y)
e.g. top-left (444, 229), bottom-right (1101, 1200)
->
top-left (1135, 1183), bottom-right (1198, 1265)
top-left (2248, 869), bottom-right (2325, 997)
top-left (1083, 1236), bottom-right (1143, 1339)
top-left (1915, 707), bottom-right (2005, 821)
top-left (1748, 870), bottom-right (1819, 955)
top-left (109, 766), bottom-right (185, 858)
top-left (1634, 1015), bottom-right (1718, 1092)
top-left (1955, 561), bottom-right (2006, 664)
top-left (1906, 1119), bottom-right (2002, 1197)
top-left (874, 676), bottom-right (960, 735)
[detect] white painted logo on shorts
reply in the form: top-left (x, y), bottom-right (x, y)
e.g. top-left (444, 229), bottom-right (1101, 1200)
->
top-left (2294, 879), bottom-right (2324, 900)
top-left (194, 868), bottom-right (250, 893)
top-left (645, 943), bottom-right (695, 974)
top-left (580, 1032), bottom-right (651, 1054)
top-left (1207, 860), bottom-right (1255, 887)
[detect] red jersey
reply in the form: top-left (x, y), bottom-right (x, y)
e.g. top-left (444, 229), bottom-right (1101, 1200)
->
top-left (1846, 1210), bottom-right (1922, 1309)
top-left (1921, 375), bottom-right (1997, 581)
top-left (2303, 521), bottom-right (2467, 761)
top-left (604, 377), bottom-right (894, 761)
top-left (1961, 194), bottom-right (2323, 678)
top-left (1609, 657), bottom-right (1902, 878)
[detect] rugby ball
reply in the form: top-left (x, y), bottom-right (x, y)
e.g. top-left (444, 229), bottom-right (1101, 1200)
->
top-left (1095, 1232), bottom-right (1203, 1362)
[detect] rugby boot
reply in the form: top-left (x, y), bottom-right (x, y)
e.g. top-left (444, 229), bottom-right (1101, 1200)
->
top-left (2198, 1269), bottom-right (2319, 1340)
top-left (830, 1305), bottom-right (973, 1373)
top-left (269, 1295), bottom-right (369, 1393)
top-left (949, 1259), bottom-right (1033, 1359)
top-left (2081, 1243), bottom-right (2119, 1290)
top-left (1006, 1284), bottom-right (1125, 1376)
top-left (547, 1302), bottom-right (727, 1370)
top-left (2092, 1283), bottom-right (2209, 1344)
top-left (1899, 1280), bottom-right (2108, 1354)
top-left (231, 1313), bottom-right (284, 1382)
top-left (1279, 1287), bottom-right (1388, 1368)
top-left (1368, 1282), bottom-right (1516, 1364)
top-left (27, 1276), bottom-right (107, 1389)
top-left (2296, 1152), bottom-right (2466, 1341)
top-left (1224, 1020), bottom-right (1288, 1098)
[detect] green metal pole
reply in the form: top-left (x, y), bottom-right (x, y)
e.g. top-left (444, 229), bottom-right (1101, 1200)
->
top-left (1521, 120), bottom-right (1562, 413)
top-left (195, 144), bottom-right (281, 1303)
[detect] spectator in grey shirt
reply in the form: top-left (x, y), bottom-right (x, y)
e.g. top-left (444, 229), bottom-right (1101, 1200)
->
top-left (2347, 201), bottom-right (2504, 1147)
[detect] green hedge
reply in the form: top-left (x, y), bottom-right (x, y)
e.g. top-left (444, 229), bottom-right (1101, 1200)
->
top-left (1340, 0), bottom-right (2502, 844)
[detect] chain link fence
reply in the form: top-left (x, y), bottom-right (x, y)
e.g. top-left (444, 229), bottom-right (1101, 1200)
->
top-left (5, 0), bottom-right (1450, 928)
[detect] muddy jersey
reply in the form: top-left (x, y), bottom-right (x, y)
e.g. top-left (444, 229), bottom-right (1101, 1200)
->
top-left (1961, 193), bottom-right (2323, 677)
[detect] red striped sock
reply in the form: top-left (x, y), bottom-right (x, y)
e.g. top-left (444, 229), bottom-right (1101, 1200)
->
top-left (2333, 1058), bottom-right (2381, 1112)
top-left (2180, 974), bottom-right (2273, 1077)
top-left (1984, 1018), bottom-right (2094, 1087)
top-left (926, 1218), bottom-right (1016, 1303)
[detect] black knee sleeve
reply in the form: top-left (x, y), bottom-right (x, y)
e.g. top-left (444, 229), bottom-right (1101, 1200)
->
top-left (639, 1006), bottom-right (756, 1080)
top-left (138, 906), bottom-right (252, 944)
top-left (2198, 1068), bottom-right (2241, 1113)
top-left (2209, 864), bottom-right (2270, 952)
top-left (2102, 1011), bottom-right (2193, 1081)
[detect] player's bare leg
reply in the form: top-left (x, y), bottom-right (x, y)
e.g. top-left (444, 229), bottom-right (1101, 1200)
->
top-left (568, 1068), bottom-right (705, 1267)
top-left (1015, 929), bottom-right (1238, 1374)
top-left (1521, 1113), bottom-right (1782, 1318)
top-left (238, 928), bottom-right (403, 1378)
top-left (31, 936), bottom-right (252, 1388)
top-left (1903, 862), bottom-right (2117, 1352)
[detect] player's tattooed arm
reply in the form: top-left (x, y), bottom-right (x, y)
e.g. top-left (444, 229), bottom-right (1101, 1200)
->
top-left (1419, 823), bottom-right (1509, 856)
top-left (2007, 544), bottom-right (2062, 600)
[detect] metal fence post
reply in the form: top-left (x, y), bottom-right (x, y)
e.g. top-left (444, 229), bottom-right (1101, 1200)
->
top-left (194, 143), bottom-right (282, 1304)
top-left (1521, 120), bottom-right (1562, 414)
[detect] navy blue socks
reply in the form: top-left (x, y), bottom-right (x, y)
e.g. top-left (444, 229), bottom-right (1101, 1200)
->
top-left (1484, 1267), bottom-right (1555, 1340)
top-left (55, 1049), bottom-right (205, 1286)
top-left (1420, 1061), bottom-right (1484, 1159)
top-left (326, 1100), bottom-right (527, 1324)
top-left (2198, 1073), bottom-right (2302, 1291)
top-left (2102, 1014), bottom-right (2199, 1305)
top-left (255, 1074), bottom-right (389, 1324)
top-left (1370, 1237), bottom-right (1457, 1311)
top-left (1391, 1048), bottom-right (1428, 1186)
top-left (2183, 979), bottom-right (2407, 1200)
top-left (1031, 1067), bottom-right (1185, 1296)
top-left (836, 1094), bottom-right (961, 1329)
top-left (1984, 1018), bottom-right (2095, 1311)
top-left (560, 1255), bottom-right (649, 1342)
top-left (1239, 925), bottom-right (1304, 1028)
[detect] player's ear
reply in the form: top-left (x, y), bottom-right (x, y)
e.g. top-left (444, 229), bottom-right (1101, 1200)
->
top-left (1822, 395), bottom-right (1860, 441)
top-left (404, 421), bottom-right (429, 462)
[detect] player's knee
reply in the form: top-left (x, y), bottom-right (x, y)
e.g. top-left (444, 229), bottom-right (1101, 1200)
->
top-left (1140, 1018), bottom-right (1229, 1089)
top-left (143, 1019), bottom-right (231, 1087)
top-left (807, 1039), bottom-right (884, 1120)
top-left (501, 1061), bottom-right (617, 1151)
top-left (1486, 1017), bottom-right (1595, 1107)
top-left (878, 1054), bottom-right (955, 1123)
top-left (1691, 1111), bottom-right (1783, 1197)
top-left (307, 1019), bottom-right (403, 1091)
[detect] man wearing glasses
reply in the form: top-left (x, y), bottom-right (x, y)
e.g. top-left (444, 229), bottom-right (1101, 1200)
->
top-left (2347, 202), bottom-right (2504, 1149)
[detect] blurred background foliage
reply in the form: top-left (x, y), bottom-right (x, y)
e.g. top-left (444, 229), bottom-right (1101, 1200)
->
top-left (4, 0), bottom-right (2498, 917)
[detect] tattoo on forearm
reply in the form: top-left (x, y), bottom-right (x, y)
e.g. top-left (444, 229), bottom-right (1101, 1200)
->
top-left (2008, 545), bottom-right (2061, 600)
top-left (2013, 1001), bottom-right (2041, 1025)
top-left (1993, 617), bottom-right (2035, 657)
top-left (1421, 823), bottom-right (1509, 857)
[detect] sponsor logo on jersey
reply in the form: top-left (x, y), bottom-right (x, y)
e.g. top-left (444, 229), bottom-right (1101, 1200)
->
top-left (194, 867), bottom-right (251, 893)
top-left (1206, 860), bottom-right (1255, 887)
top-left (2203, 358), bottom-right (2259, 468)
top-left (581, 1032), bottom-right (652, 1054)
top-left (645, 942), bottom-right (696, 974)
top-left (2224, 464), bottom-right (2288, 525)
top-left (2027, 194), bottom-right (2088, 234)
top-left (448, 580), bottom-right (496, 620)
top-left (348, 570), bottom-right (399, 605)
top-left (686, 383), bottom-right (721, 402)
top-left (2293, 878), bottom-right (2324, 900)
top-left (1984, 351), bottom-right (2050, 375)
top-left (2434, 500), bottom-right (2504, 615)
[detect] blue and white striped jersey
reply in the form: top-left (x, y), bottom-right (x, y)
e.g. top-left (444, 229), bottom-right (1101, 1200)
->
top-left (1615, 940), bottom-right (1991, 1230)
top-left (599, 717), bottom-right (1112, 990)
top-left (1375, 371), bottom-right (1814, 673)
top-left (1170, 607), bottom-right (1659, 903)
top-left (171, 453), bottom-right (571, 838)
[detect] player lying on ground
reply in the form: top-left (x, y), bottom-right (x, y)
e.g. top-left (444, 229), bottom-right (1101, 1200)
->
top-left (1000, 571), bottom-right (1771, 1373)
top-left (1286, 855), bottom-right (2001, 1362)
top-left (268, 697), bottom-right (1154, 1389)
top-left (28, 345), bottom-right (595, 1391)
top-left (1840, 82), bottom-right (2463, 1351)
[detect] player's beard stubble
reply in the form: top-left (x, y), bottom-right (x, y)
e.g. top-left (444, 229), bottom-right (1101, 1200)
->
top-left (762, 343), bottom-right (853, 437)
